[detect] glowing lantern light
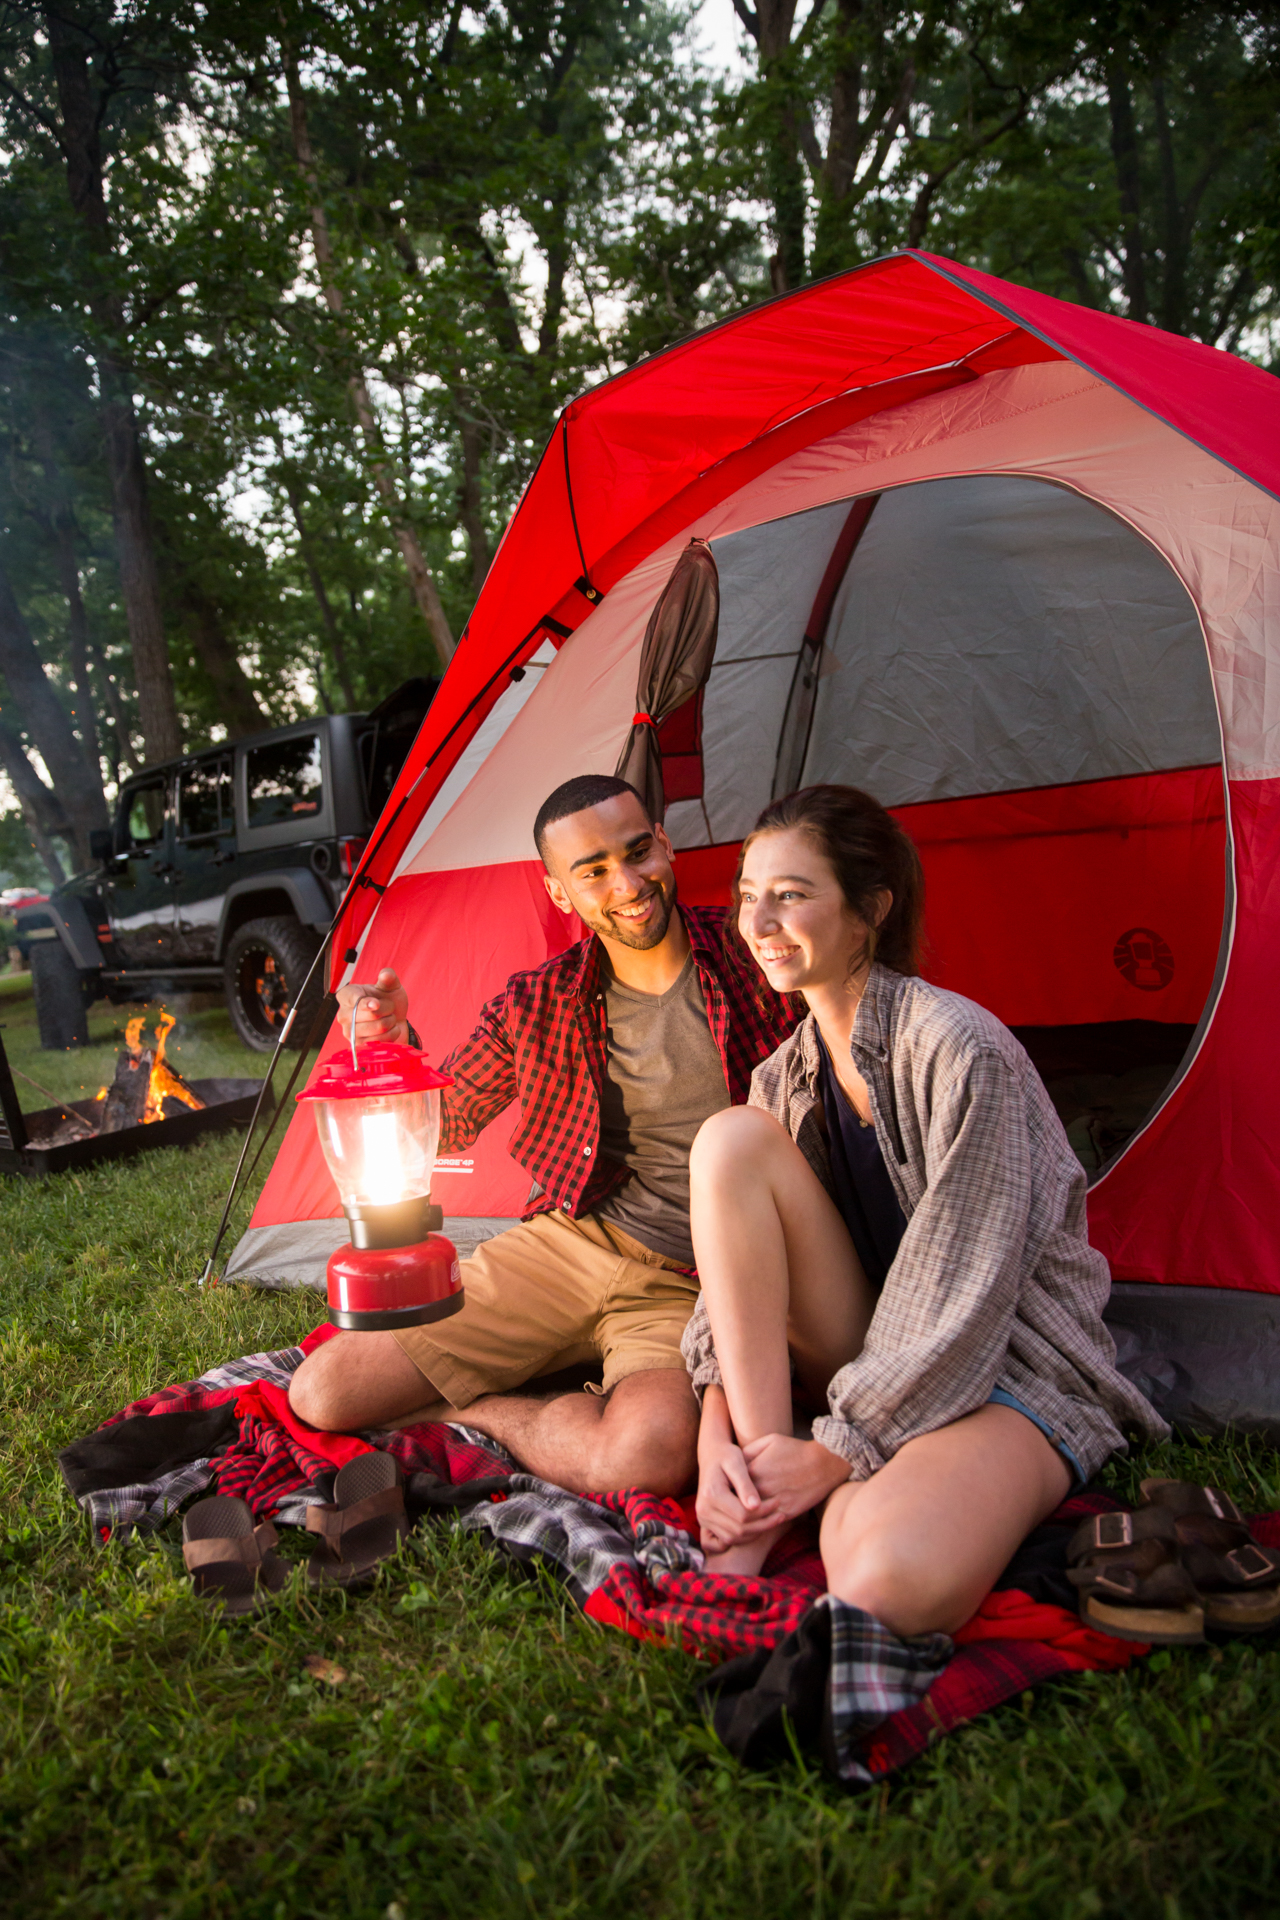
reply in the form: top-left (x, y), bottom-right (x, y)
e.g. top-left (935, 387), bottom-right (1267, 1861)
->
top-left (297, 1042), bottom-right (463, 1330)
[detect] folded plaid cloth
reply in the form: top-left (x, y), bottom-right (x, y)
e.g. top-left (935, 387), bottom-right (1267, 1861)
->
top-left (825, 1597), bottom-right (953, 1781)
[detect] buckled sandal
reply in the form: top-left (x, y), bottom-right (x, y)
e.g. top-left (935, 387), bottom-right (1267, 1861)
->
top-left (1066, 1507), bottom-right (1205, 1644)
top-left (182, 1494), bottom-right (289, 1616)
top-left (1139, 1479), bottom-right (1280, 1635)
top-left (306, 1451), bottom-right (409, 1590)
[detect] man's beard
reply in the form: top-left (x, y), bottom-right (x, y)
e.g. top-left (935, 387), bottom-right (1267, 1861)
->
top-left (582, 877), bottom-right (677, 951)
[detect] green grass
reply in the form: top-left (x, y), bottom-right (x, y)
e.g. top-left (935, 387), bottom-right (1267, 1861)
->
top-left (2, 1040), bottom-right (1279, 1918)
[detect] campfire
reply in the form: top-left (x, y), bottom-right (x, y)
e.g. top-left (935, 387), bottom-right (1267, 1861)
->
top-left (92, 1009), bottom-right (207, 1135)
top-left (22, 1010), bottom-right (209, 1150)
top-left (0, 1014), bottom-right (264, 1178)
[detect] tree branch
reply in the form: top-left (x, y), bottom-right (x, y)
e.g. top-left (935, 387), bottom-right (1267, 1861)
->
top-left (731, 0), bottom-right (761, 44)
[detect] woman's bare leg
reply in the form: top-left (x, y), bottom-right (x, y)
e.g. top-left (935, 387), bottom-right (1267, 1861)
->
top-left (820, 1402), bottom-right (1073, 1636)
top-left (689, 1105), bottom-right (875, 1572)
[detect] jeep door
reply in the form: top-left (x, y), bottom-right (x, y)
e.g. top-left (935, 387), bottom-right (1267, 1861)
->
top-left (171, 755), bottom-right (234, 963)
top-left (105, 773), bottom-right (178, 965)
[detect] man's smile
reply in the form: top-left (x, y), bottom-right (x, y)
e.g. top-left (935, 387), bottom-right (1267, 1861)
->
top-left (612, 893), bottom-right (659, 922)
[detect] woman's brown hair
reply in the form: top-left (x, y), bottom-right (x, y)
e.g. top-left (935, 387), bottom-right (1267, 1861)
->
top-left (738, 784), bottom-right (925, 976)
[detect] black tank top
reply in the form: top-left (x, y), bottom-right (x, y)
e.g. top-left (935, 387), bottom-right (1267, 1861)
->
top-left (815, 1028), bottom-right (907, 1289)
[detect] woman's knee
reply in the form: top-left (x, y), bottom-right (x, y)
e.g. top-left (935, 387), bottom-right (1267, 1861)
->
top-left (691, 1104), bottom-right (792, 1181)
top-left (822, 1519), bottom-right (965, 1638)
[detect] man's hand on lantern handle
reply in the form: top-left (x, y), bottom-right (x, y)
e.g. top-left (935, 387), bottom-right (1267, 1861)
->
top-left (335, 966), bottom-right (411, 1047)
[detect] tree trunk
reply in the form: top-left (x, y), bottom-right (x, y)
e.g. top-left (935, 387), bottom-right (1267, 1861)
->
top-left (455, 410), bottom-right (491, 598)
top-left (29, 415), bottom-right (104, 781)
top-left (284, 53), bottom-right (455, 667)
top-left (0, 716), bottom-right (70, 885)
top-left (286, 488), bottom-right (358, 709)
top-left (179, 590), bottom-right (269, 736)
top-left (1151, 73), bottom-right (1185, 335)
top-left (1106, 61), bottom-right (1148, 324)
top-left (754, 0), bottom-right (808, 291)
top-left (0, 557), bottom-right (107, 867)
top-left (44, 10), bottom-right (183, 763)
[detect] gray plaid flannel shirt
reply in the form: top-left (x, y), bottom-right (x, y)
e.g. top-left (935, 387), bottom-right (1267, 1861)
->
top-left (682, 964), bottom-right (1169, 1481)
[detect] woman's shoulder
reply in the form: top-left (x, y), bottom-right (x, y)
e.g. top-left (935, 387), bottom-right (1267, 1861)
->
top-left (749, 1012), bottom-right (817, 1108)
top-left (876, 970), bottom-right (1029, 1075)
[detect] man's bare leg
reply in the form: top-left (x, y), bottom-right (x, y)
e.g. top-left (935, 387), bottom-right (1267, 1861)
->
top-left (459, 1368), bottom-right (698, 1496)
top-left (289, 1331), bottom-right (446, 1432)
top-left (288, 1337), bottom-right (698, 1496)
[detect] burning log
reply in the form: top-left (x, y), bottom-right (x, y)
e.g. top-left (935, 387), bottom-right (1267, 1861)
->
top-left (98, 1044), bottom-right (154, 1134)
top-left (98, 1011), bottom-right (207, 1136)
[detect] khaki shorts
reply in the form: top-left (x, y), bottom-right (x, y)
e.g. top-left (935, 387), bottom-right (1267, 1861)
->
top-left (392, 1209), bottom-right (697, 1413)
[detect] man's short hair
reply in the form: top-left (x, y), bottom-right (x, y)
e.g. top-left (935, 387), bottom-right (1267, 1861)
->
top-left (534, 775), bottom-right (650, 866)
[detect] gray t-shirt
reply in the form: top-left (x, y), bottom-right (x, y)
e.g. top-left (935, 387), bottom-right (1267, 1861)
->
top-left (596, 951), bottom-right (731, 1265)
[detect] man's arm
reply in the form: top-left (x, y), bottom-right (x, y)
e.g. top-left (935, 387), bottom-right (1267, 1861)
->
top-left (436, 996), bottom-right (519, 1152)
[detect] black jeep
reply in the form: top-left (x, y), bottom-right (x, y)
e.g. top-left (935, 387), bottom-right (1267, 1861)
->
top-left (16, 679), bottom-right (435, 1052)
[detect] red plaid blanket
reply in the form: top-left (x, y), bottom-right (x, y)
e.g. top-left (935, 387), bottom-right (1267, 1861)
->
top-left (71, 1325), bottom-right (1277, 1785)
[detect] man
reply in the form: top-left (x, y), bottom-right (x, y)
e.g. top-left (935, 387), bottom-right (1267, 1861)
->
top-left (288, 774), bottom-right (797, 1494)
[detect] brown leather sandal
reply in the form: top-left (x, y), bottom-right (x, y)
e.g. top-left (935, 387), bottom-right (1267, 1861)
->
top-left (306, 1451), bottom-right (409, 1590)
top-left (1139, 1479), bottom-right (1280, 1634)
top-left (182, 1495), bottom-right (289, 1616)
top-left (1066, 1507), bottom-right (1205, 1644)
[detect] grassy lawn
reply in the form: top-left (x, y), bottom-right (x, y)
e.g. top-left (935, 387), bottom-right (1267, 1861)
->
top-left (2, 985), bottom-right (1279, 1917)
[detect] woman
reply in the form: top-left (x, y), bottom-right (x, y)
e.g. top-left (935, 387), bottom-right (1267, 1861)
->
top-left (683, 784), bottom-right (1168, 1636)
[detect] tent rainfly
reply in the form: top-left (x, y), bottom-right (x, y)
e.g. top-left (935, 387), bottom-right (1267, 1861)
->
top-left (226, 250), bottom-right (1280, 1441)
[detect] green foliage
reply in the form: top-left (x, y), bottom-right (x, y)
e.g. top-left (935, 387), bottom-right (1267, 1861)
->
top-left (0, 810), bottom-right (49, 889)
top-left (0, 0), bottom-right (1276, 856)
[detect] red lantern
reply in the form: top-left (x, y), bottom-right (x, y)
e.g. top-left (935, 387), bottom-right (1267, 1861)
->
top-left (297, 1042), bottom-right (463, 1330)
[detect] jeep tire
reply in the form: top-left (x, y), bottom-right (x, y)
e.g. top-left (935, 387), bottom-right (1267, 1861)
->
top-left (225, 916), bottom-right (324, 1053)
top-left (31, 940), bottom-right (91, 1050)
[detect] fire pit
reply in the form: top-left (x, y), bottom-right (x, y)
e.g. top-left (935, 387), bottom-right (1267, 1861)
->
top-left (0, 1011), bottom-right (271, 1178)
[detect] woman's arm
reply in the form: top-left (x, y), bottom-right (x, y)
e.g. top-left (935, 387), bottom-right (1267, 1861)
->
top-left (813, 1047), bottom-right (1033, 1478)
top-left (694, 1385), bottom-right (784, 1552)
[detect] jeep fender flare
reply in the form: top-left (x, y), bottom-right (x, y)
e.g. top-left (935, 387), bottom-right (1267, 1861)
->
top-left (215, 870), bottom-right (333, 960)
top-left (20, 894), bottom-right (104, 973)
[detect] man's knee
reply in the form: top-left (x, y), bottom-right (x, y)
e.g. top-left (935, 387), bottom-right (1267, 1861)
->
top-left (588, 1377), bottom-right (698, 1495)
top-left (287, 1350), bottom-right (337, 1430)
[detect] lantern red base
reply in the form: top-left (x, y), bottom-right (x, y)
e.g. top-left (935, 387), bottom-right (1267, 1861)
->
top-left (326, 1233), bottom-right (464, 1331)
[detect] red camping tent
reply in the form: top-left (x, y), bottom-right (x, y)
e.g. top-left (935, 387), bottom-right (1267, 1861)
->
top-left (226, 250), bottom-right (1280, 1433)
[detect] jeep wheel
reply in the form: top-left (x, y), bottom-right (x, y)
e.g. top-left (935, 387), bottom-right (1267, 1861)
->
top-left (31, 941), bottom-right (91, 1050)
top-left (225, 917), bottom-right (324, 1053)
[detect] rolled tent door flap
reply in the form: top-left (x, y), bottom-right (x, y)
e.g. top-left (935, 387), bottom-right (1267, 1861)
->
top-left (614, 539), bottom-right (719, 823)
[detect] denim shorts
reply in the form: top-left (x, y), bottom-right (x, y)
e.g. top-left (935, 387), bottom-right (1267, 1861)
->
top-left (987, 1386), bottom-right (1086, 1489)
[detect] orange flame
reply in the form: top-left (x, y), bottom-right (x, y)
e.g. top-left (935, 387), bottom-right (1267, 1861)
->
top-left (120, 1008), bottom-right (206, 1124)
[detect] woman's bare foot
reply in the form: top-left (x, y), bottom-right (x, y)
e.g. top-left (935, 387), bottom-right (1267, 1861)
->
top-left (703, 1521), bottom-right (789, 1577)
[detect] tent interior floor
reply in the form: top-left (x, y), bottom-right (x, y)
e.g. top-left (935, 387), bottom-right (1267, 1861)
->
top-left (1014, 1020), bottom-right (1195, 1173)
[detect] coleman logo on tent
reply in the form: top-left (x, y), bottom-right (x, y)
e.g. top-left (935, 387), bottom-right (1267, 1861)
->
top-left (1113, 928), bottom-right (1175, 992)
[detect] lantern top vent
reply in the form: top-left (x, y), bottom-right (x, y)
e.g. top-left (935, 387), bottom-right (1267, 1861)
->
top-left (297, 1041), bottom-right (453, 1103)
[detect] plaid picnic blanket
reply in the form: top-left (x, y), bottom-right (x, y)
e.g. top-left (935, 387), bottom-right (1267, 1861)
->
top-left (63, 1326), bottom-right (1275, 1786)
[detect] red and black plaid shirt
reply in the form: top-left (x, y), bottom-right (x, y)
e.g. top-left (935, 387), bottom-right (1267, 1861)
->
top-left (438, 905), bottom-right (800, 1222)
